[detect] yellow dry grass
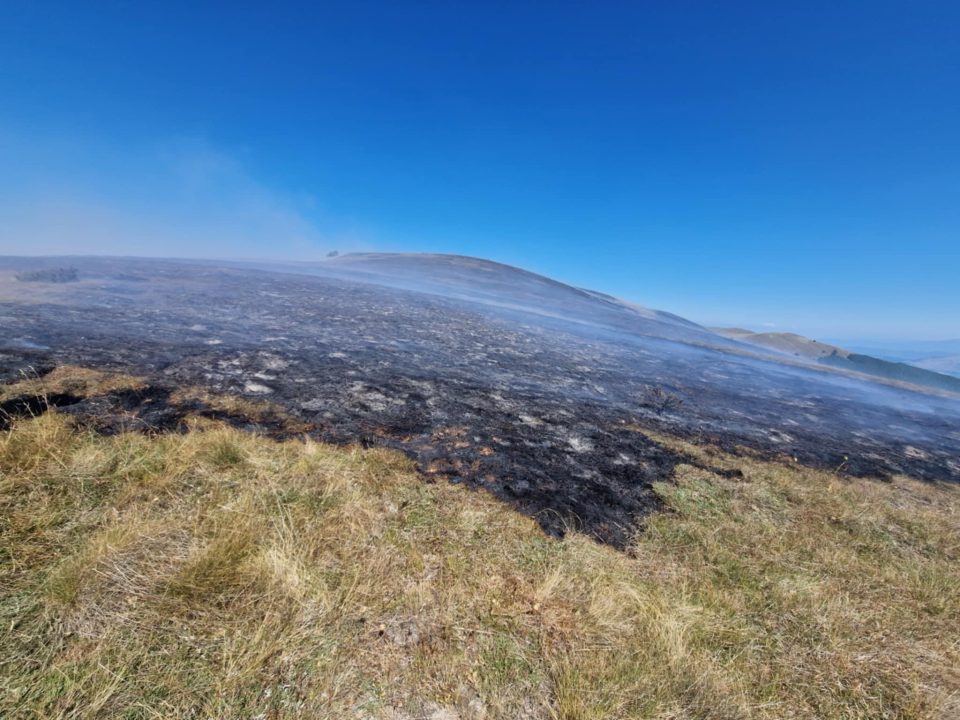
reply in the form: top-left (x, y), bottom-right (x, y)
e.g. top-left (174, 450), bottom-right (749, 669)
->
top-left (1, 386), bottom-right (958, 718)
top-left (168, 386), bottom-right (315, 434)
top-left (0, 365), bottom-right (144, 403)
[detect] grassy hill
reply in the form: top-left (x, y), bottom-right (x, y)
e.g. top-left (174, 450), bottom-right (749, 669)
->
top-left (2, 370), bottom-right (959, 719)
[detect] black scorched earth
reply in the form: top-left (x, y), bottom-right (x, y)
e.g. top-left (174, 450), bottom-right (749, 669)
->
top-left (2, 254), bottom-right (959, 547)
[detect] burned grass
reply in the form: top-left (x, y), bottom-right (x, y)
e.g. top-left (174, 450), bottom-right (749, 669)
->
top-left (0, 366), bottom-right (315, 439)
top-left (0, 367), bottom-right (740, 548)
top-left (2, 403), bottom-right (959, 719)
top-left (3, 256), bottom-right (958, 507)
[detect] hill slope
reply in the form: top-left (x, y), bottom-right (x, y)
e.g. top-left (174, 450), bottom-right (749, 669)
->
top-left (2, 254), bottom-right (959, 551)
top-left (714, 327), bottom-right (960, 394)
top-left (3, 371), bottom-right (959, 719)
top-left (252, 253), bottom-right (737, 348)
top-left (834, 340), bottom-right (960, 379)
top-left (712, 327), bottom-right (848, 359)
top-left (913, 354), bottom-right (960, 377)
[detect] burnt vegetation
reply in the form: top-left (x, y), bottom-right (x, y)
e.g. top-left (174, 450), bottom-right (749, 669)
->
top-left (2, 256), bottom-right (959, 549)
top-left (2, 371), bottom-right (959, 719)
top-left (640, 385), bottom-right (684, 414)
top-left (2, 257), bottom-right (960, 717)
top-left (14, 267), bottom-right (79, 283)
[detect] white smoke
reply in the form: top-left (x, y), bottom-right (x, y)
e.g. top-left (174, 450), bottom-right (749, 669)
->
top-left (0, 134), bottom-right (367, 260)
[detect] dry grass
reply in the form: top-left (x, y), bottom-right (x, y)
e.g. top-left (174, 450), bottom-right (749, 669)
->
top-left (1, 386), bottom-right (958, 718)
top-left (168, 386), bottom-right (316, 434)
top-left (0, 366), bottom-right (144, 404)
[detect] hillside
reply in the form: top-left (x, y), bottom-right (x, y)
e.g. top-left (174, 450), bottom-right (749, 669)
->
top-left (242, 252), bottom-right (735, 349)
top-left (913, 354), bottom-right (960, 377)
top-left (836, 340), bottom-right (960, 379)
top-left (711, 328), bottom-right (848, 359)
top-left (820, 351), bottom-right (960, 394)
top-left (2, 257), bottom-right (960, 718)
top-left (2, 254), bottom-right (959, 551)
top-left (714, 327), bottom-right (960, 394)
top-left (2, 368), bottom-right (959, 719)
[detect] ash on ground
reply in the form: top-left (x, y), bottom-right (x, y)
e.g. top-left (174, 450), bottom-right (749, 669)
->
top-left (2, 256), bottom-right (958, 547)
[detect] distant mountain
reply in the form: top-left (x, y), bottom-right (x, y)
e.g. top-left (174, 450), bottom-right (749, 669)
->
top-left (827, 339), bottom-right (960, 379)
top-left (715, 328), bottom-right (960, 394)
top-left (905, 356), bottom-right (960, 378)
top-left (711, 328), bottom-right (847, 360)
top-left (835, 338), bottom-right (960, 359)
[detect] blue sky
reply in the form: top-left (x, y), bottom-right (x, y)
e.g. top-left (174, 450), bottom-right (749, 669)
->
top-left (1, 1), bottom-right (958, 340)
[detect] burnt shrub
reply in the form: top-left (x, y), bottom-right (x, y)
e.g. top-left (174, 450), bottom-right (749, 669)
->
top-left (641, 386), bottom-right (684, 414)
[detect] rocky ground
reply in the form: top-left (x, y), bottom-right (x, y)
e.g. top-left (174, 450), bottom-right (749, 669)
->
top-left (2, 256), bottom-right (959, 547)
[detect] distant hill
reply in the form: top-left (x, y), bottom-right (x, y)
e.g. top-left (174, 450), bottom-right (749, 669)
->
top-left (828, 339), bottom-right (960, 379)
top-left (912, 355), bottom-right (960, 378)
top-left (711, 328), bottom-right (847, 360)
top-left (836, 338), bottom-right (960, 360)
top-left (820, 352), bottom-right (960, 393)
top-left (714, 328), bottom-right (960, 394)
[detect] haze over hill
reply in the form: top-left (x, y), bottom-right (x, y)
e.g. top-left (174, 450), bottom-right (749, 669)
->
top-left (833, 339), bottom-right (960, 379)
top-left (912, 355), bottom-right (960, 378)
top-left (230, 253), bottom-right (729, 349)
top-left (250, 252), bottom-right (960, 395)
top-left (2, 253), bottom-right (958, 549)
top-left (711, 328), bottom-right (847, 360)
top-left (715, 327), bottom-right (960, 394)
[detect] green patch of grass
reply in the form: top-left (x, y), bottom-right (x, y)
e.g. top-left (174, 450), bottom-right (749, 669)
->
top-left (202, 437), bottom-right (246, 468)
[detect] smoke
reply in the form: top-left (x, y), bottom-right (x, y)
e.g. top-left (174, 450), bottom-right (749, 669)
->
top-left (0, 135), bottom-right (365, 260)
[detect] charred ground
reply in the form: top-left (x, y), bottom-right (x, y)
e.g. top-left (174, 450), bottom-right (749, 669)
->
top-left (2, 256), bottom-right (959, 547)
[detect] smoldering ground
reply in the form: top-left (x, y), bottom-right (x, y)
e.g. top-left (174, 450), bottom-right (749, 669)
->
top-left (2, 255), bottom-right (958, 548)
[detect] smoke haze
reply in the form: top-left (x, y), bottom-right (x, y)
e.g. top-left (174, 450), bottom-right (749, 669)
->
top-left (0, 133), bottom-right (364, 260)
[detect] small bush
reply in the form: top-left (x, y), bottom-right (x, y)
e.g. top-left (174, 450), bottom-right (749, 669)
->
top-left (641, 385), bottom-right (684, 414)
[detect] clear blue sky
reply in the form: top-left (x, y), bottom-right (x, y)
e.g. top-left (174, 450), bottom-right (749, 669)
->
top-left (1, 1), bottom-right (958, 340)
